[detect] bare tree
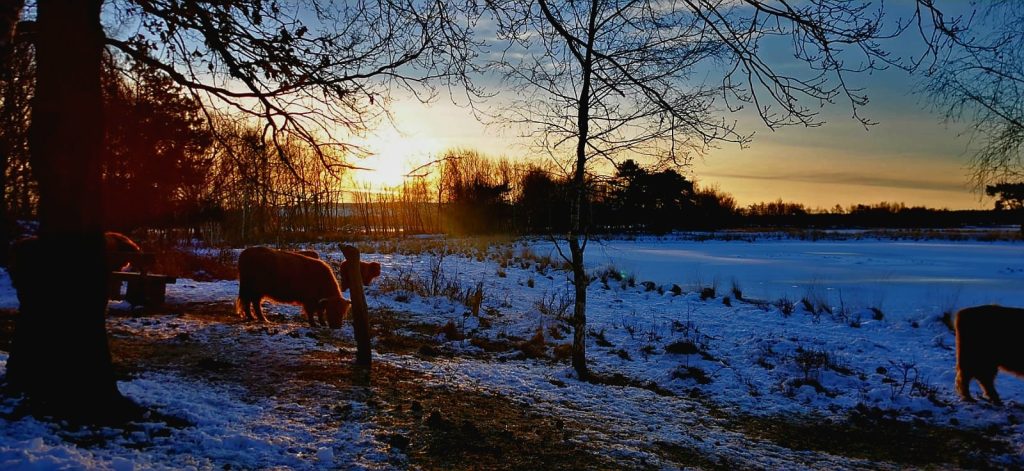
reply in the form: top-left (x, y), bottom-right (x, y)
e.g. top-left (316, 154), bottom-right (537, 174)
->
top-left (488, 0), bottom-right (960, 379)
top-left (918, 1), bottom-right (1023, 189)
top-left (4, 0), bottom-right (478, 420)
top-left (106, 0), bottom-right (482, 171)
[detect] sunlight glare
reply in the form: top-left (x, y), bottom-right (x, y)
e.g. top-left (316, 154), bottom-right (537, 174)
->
top-left (354, 129), bottom-right (443, 188)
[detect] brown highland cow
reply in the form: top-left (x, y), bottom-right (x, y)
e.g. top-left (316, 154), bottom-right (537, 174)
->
top-left (104, 231), bottom-right (141, 254)
top-left (237, 246), bottom-right (350, 328)
top-left (955, 305), bottom-right (1024, 405)
top-left (338, 259), bottom-right (382, 292)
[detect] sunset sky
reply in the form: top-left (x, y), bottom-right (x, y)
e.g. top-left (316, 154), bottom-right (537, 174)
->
top-left (359, 83), bottom-right (986, 210)
top-left (351, 2), bottom-right (994, 210)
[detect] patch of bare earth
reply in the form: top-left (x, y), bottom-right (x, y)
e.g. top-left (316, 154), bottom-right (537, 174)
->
top-left (107, 303), bottom-right (622, 469)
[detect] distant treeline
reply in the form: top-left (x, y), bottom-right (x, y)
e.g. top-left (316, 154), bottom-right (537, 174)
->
top-left (425, 159), bottom-right (1022, 235)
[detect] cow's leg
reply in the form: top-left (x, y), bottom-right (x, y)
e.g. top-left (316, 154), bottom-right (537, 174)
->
top-left (252, 300), bottom-right (267, 323)
top-left (978, 370), bottom-right (1002, 405)
top-left (317, 307), bottom-right (327, 327)
top-left (956, 368), bottom-right (975, 402)
top-left (238, 296), bottom-right (254, 321)
top-left (302, 303), bottom-right (319, 327)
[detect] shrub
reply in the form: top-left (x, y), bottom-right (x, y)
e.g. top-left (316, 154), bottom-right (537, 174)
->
top-left (801, 283), bottom-right (831, 319)
top-left (518, 327), bottom-right (547, 358)
top-left (730, 278), bottom-right (743, 300)
top-left (832, 289), bottom-right (855, 325)
top-left (153, 247), bottom-right (237, 280)
top-left (793, 347), bottom-right (830, 381)
top-left (775, 297), bottom-right (795, 316)
top-left (438, 320), bottom-right (464, 341)
top-left (535, 289), bottom-right (572, 319)
top-left (665, 317), bottom-right (713, 361)
top-left (665, 340), bottom-right (701, 355)
top-left (672, 366), bottom-right (711, 385)
top-left (590, 327), bottom-right (614, 347)
top-left (463, 282), bottom-right (484, 317)
top-left (596, 265), bottom-right (624, 284)
top-left (784, 378), bottom-right (831, 397)
top-left (621, 313), bottom-right (641, 339)
top-left (699, 286), bottom-right (715, 300)
top-left (552, 343), bottom-right (573, 362)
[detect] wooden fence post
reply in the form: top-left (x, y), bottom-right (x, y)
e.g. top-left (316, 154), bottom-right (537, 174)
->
top-left (340, 244), bottom-right (372, 366)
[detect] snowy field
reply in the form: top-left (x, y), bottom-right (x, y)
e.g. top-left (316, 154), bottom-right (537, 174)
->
top-left (563, 237), bottom-right (1024, 319)
top-left (1, 234), bottom-right (1023, 469)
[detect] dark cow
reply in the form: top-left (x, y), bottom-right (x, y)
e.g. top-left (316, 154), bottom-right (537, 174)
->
top-left (955, 305), bottom-right (1024, 405)
top-left (237, 246), bottom-right (349, 328)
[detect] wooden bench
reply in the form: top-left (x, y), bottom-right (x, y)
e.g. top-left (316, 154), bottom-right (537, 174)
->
top-left (107, 252), bottom-right (177, 307)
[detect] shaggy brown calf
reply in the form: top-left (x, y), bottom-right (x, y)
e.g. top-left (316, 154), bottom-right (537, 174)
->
top-left (237, 246), bottom-right (350, 328)
top-left (338, 260), bottom-right (381, 292)
top-left (293, 250), bottom-right (319, 259)
top-left (955, 305), bottom-right (1024, 405)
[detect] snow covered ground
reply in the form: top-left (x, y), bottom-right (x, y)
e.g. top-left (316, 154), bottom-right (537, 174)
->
top-left (1, 234), bottom-right (1023, 469)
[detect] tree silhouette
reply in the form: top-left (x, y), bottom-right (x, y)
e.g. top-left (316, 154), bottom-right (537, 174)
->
top-left (986, 182), bottom-right (1024, 233)
top-left (516, 166), bottom-right (570, 233)
top-left (919, 1), bottom-right (1024, 190)
top-left (612, 160), bottom-right (694, 233)
top-left (102, 54), bottom-right (213, 230)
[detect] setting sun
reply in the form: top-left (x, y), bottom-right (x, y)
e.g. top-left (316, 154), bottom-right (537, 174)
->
top-left (351, 129), bottom-right (445, 188)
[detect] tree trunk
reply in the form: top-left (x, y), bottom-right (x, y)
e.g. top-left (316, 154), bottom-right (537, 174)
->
top-left (565, 0), bottom-right (599, 380)
top-left (5, 0), bottom-right (127, 421)
top-left (340, 244), bottom-right (372, 366)
top-left (568, 236), bottom-right (588, 377)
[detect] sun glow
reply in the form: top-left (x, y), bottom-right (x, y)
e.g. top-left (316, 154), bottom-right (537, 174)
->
top-left (351, 129), bottom-right (444, 189)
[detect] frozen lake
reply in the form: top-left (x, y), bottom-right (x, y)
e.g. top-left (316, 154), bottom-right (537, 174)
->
top-left (543, 238), bottom-right (1024, 319)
